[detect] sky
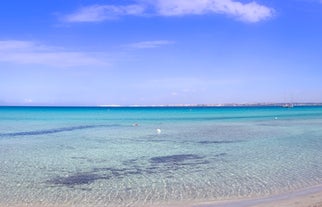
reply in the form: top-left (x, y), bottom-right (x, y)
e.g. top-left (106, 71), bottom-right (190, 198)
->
top-left (0, 0), bottom-right (322, 106)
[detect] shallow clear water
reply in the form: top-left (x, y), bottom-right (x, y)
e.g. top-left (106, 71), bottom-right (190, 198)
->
top-left (0, 106), bottom-right (322, 206)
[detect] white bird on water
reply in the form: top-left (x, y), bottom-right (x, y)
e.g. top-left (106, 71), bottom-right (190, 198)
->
top-left (156, 128), bottom-right (161, 134)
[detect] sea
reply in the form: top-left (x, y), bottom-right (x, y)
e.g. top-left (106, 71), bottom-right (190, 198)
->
top-left (0, 106), bottom-right (322, 207)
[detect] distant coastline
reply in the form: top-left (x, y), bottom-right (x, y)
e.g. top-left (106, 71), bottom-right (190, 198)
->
top-left (97, 102), bottom-right (322, 107)
top-left (98, 103), bottom-right (322, 107)
top-left (1, 103), bottom-right (322, 107)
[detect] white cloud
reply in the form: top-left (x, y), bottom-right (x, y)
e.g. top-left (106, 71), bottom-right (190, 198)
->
top-left (24, 98), bottom-right (33, 103)
top-left (127, 40), bottom-right (174, 49)
top-left (0, 40), bottom-right (107, 67)
top-left (0, 40), bottom-right (35, 50)
top-left (153, 0), bottom-right (274, 22)
top-left (171, 92), bottom-right (178, 96)
top-left (63, 0), bottom-right (273, 23)
top-left (64, 4), bottom-right (145, 22)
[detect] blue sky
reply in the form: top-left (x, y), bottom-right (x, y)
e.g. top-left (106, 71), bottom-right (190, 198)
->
top-left (1, 0), bottom-right (322, 106)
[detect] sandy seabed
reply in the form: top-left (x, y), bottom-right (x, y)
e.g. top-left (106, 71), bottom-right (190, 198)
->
top-left (191, 184), bottom-right (322, 207)
top-left (1, 185), bottom-right (322, 207)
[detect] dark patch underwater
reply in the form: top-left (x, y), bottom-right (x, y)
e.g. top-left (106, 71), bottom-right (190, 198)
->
top-left (47, 153), bottom-right (227, 187)
top-left (48, 173), bottom-right (109, 187)
top-left (0, 124), bottom-right (121, 137)
top-left (198, 140), bottom-right (243, 144)
top-left (150, 154), bottom-right (205, 164)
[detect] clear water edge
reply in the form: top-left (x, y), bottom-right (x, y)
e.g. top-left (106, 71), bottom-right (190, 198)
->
top-left (0, 106), bottom-right (321, 206)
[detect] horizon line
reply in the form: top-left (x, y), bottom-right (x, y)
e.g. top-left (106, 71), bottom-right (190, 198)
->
top-left (1, 102), bottom-right (322, 107)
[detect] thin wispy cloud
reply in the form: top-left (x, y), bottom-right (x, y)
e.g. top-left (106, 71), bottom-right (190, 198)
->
top-left (127, 40), bottom-right (174, 49)
top-left (0, 40), bottom-right (35, 50)
top-left (64, 4), bottom-right (145, 22)
top-left (0, 40), bottom-right (107, 67)
top-left (62, 0), bottom-right (274, 23)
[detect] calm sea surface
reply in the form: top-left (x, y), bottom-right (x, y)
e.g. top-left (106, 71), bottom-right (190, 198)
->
top-left (0, 106), bottom-right (322, 206)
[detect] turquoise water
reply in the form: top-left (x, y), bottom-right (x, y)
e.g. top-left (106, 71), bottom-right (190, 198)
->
top-left (0, 106), bottom-right (322, 206)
